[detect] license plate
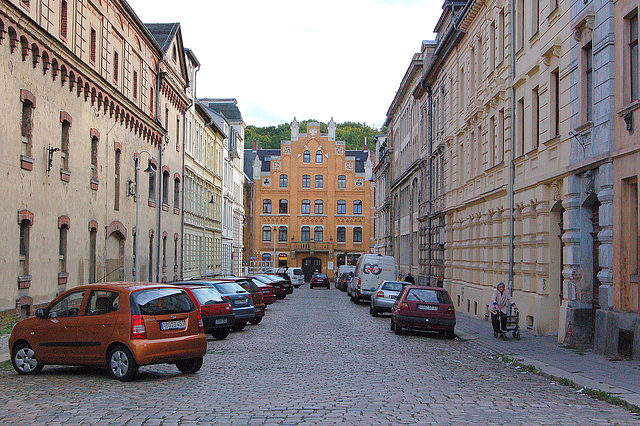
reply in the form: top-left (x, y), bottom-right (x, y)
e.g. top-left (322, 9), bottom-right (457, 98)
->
top-left (160, 319), bottom-right (185, 330)
top-left (215, 318), bottom-right (227, 325)
top-left (418, 305), bottom-right (438, 311)
top-left (234, 299), bottom-right (247, 306)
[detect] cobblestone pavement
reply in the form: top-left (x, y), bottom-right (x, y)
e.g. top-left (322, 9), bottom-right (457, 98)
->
top-left (1, 288), bottom-right (639, 425)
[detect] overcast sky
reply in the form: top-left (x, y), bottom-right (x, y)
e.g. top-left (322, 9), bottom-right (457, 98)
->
top-left (128, 0), bottom-right (442, 129)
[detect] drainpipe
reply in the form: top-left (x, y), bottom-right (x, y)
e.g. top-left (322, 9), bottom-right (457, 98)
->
top-left (508, 0), bottom-right (516, 296)
top-left (155, 60), bottom-right (166, 283)
top-left (426, 85), bottom-right (433, 284)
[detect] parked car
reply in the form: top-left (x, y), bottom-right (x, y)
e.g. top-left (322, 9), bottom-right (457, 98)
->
top-left (370, 281), bottom-right (409, 316)
top-left (390, 286), bottom-right (456, 339)
top-left (335, 265), bottom-right (355, 287)
top-left (252, 275), bottom-right (288, 299)
top-left (249, 279), bottom-right (277, 305)
top-left (269, 273), bottom-right (294, 294)
top-left (219, 277), bottom-right (266, 325)
top-left (310, 273), bottom-right (330, 289)
top-left (336, 272), bottom-right (354, 292)
top-left (276, 267), bottom-right (305, 288)
top-left (9, 283), bottom-right (207, 381)
top-left (349, 254), bottom-right (398, 303)
top-left (176, 280), bottom-right (254, 331)
top-left (175, 284), bottom-right (234, 340)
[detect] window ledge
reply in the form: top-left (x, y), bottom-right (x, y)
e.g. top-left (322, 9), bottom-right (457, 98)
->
top-left (148, 200), bottom-right (157, 208)
top-left (58, 272), bottom-right (69, 285)
top-left (617, 99), bottom-right (640, 117)
top-left (60, 169), bottom-right (71, 183)
top-left (574, 121), bottom-right (594, 133)
top-left (18, 275), bottom-right (31, 289)
top-left (90, 178), bottom-right (99, 191)
top-left (20, 155), bottom-right (34, 171)
top-left (173, 207), bottom-right (180, 215)
top-left (162, 203), bottom-right (169, 212)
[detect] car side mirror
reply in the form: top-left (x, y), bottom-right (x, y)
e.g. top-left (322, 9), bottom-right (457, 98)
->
top-left (35, 308), bottom-right (46, 318)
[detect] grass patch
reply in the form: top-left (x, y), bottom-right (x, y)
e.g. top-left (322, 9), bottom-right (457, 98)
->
top-left (496, 355), bottom-right (640, 414)
top-left (0, 361), bottom-right (12, 372)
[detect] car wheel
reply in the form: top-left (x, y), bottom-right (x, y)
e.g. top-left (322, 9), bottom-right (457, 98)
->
top-left (210, 328), bottom-right (230, 340)
top-left (444, 329), bottom-right (455, 340)
top-left (107, 345), bottom-right (138, 382)
top-left (11, 343), bottom-right (44, 375)
top-left (250, 317), bottom-right (263, 325)
top-left (394, 320), bottom-right (403, 336)
top-left (176, 357), bottom-right (203, 374)
top-left (390, 318), bottom-right (395, 331)
top-left (310, 284), bottom-right (313, 289)
top-left (370, 304), bottom-right (379, 317)
top-left (232, 321), bottom-right (247, 331)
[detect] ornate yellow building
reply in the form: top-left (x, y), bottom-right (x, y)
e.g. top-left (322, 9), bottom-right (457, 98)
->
top-left (244, 119), bottom-right (374, 281)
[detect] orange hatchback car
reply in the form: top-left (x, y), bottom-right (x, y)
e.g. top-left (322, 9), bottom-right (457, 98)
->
top-left (9, 282), bottom-right (207, 381)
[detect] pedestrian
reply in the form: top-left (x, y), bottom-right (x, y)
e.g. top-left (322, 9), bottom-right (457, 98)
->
top-left (491, 282), bottom-right (516, 337)
top-left (404, 273), bottom-right (415, 284)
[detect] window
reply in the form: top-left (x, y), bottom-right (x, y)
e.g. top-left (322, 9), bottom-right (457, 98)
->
top-left (148, 171), bottom-right (156, 202)
top-left (337, 227), bottom-right (346, 243)
top-left (49, 290), bottom-right (86, 318)
top-left (301, 226), bottom-right (310, 242)
top-left (316, 150), bottom-right (323, 163)
top-left (302, 174), bottom-right (310, 188)
top-left (315, 175), bottom-right (323, 188)
top-left (279, 174), bottom-right (288, 188)
top-left (263, 199), bottom-right (272, 214)
top-left (162, 171), bottom-right (170, 206)
top-left (279, 226), bottom-right (287, 242)
top-left (551, 69), bottom-right (560, 137)
top-left (630, 12), bottom-right (639, 102)
top-left (353, 227), bottom-right (362, 243)
top-left (150, 87), bottom-right (154, 115)
top-left (87, 290), bottom-right (119, 315)
top-left (21, 96), bottom-right (34, 157)
top-left (90, 28), bottom-right (97, 63)
top-left (133, 70), bottom-right (138, 99)
top-left (148, 233), bottom-right (154, 281)
top-left (113, 51), bottom-right (119, 83)
top-left (338, 175), bottom-right (346, 188)
top-left (89, 227), bottom-right (97, 283)
top-left (61, 119), bottom-right (70, 170)
top-left (262, 253), bottom-right (272, 265)
top-left (314, 200), bottom-right (323, 214)
top-left (302, 199), bottom-right (311, 214)
top-left (498, 9), bottom-right (505, 64)
top-left (19, 219), bottom-right (31, 277)
top-left (262, 227), bottom-right (271, 242)
top-left (489, 116), bottom-right (496, 168)
top-left (532, 86), bottom-right (540, 150)
top-left (114, 149), bottom-right (120, 210)
top-left (59, 224), bottom-right (68, 274)
top-left (516, 0), bottom-right (524, 51)
top-left (517, 97), bottom-right (525, 157)
top-left (174, 177), bottom-right (180, 209)
top-left (162, 234), bottom-right (167, 270)
top-left (337, 200), bottom-right (346, 214)
top-left (91, 136), bottom-right (99, 180)
top-left (279, 199), bottom-right (288, 214)
top-left (584, 42), bottom-right (593, 122)
top-left (176, 117), bottom-right (180, 148)
top-left (303, 150), bottom-right (310, 163)
top-left (353, 200), bottom-right (363, 215)
top-left (498, 108), bottom-right (505, 163)
top-left (489, 22), bottom-right (496, 71)
top-left (60, 0), bottom-right (68, 39)
top-left (532, 0), bottom-right (539, 36)
top-left (314, 227), bottom-right (323, 242)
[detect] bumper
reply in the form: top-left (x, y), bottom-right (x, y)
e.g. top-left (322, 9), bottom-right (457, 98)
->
top-left (233, 306), bottom-right (256, 322)
top-left (254, 304), bottom-right (265, 318)
top-left (262, 295), bottom-right (276, 304)
top-left (372, 298), bottom-right (395, 311)
top-left (202, 314), bottom-right (235, 332)
top-left (396, 315), bottom-right (456, 331)
top-left (129, 333), bottom-right (207, 366)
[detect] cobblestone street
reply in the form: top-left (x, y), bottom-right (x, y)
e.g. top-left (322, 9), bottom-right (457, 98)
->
top-left (1, 287), bottom-right (638, 425)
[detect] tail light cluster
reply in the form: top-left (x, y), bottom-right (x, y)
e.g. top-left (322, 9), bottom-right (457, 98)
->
top-left (376, 291), bottom-right (385, 298)
top-left (130, 314), bottom-right (147, 339)
top-left (446, 306), bottom-right (455, 314)
top-left (357, 278), bottom-right (362, 291)
top-left (197, 312), bottom-right (204, 333)
top-left (399, 302), bottom-right (410, 311)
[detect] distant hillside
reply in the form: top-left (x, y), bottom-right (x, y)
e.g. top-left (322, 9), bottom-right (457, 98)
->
top-left (245, 120), bottom-right (386, 150)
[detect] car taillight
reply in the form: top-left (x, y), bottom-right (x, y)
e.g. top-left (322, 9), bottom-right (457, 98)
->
top-left (130, 314), bottom-right (147, 339)
top-left (377, 291), bottom-right (385, 298)
top-left (400, 302), bottom-right (409, 311)
top-left (197, 311), bottom-right (204, 334)
top-left (357, 278), bottom-right (361, 290)
top-left (446, 306), bottom-right (455, 314)
top-left (223, 295), bottom-right (231, 301)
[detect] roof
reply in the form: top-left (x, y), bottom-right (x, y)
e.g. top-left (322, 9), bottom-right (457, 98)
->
top-left (244, 149), bottom-right (368, 175)
top-left (346, 150), bottom-right (369, 173)
top-left (145, 23), bottom-right (180, 53)
top-left (200, 98), bottom-right (244, 123)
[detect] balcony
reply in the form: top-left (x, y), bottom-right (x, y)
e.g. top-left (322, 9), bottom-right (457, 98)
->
top-left (291, 241), bottom-right (332, 253)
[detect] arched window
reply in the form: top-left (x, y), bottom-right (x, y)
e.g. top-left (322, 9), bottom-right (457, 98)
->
top-left (314, 226), bottom-right (323, 242)
top-left (316, 150), bottom-right (323, 163)
top-left (301, 199), bottom-right (311, 214)
top-left (338, 175), bottom-right (346, 188)
top-left (263, 199), bottom-right (272, 214)
top-left (279, 174), bottom-right (288, 188)
top-left (301, 226), bottom-right (310, 242)
top-left (303, 150), bottom-right (310, 163)
top-left (353, 200), bottom-right (362, 215)
top-left (162, 171), bottom-right (170, 206)
top-left (279, 199), bottom-right (288, 214)
top-left (315, 175), bottom-right (323, 188)
top-left (302, 175), bottom-right (310, 188)
top-left (337, 200), bottom-right (346, 214)
top-left (337, 226), bottom-right (346, 242)
top-left (353, 227), bottom-right (362, 243)
top-left (314, 200), bottom-right (323, 214)
top-left (262, 227), bottom-right (271, 242)
top-left (278, 226), bottom-right (287, 242)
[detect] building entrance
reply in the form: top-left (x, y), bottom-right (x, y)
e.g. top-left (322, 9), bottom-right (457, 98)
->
top-left (302, 257), bottom-right (322, 282)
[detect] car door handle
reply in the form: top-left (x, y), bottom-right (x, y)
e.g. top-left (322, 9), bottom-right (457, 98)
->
top-left (64, 325), bottom-right (73, 329)
top-left (102, 323), bottom-right (113, 327)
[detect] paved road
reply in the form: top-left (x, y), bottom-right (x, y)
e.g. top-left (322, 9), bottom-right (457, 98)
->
top-left (1, 288), bottom-right (638, 425)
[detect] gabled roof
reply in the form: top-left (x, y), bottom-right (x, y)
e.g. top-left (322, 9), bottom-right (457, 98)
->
top-left (200, 98), bottom-right (244, 123)
top-left (145, 23), bottom-right (179, 53)
top-left (346, 150), bottom-right (369, 173)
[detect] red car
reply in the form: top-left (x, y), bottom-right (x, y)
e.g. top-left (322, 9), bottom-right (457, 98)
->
top-left (250, 275), bottom-right (287, 300)
top-left (176, 284), bottom-right (235, 340)
top-left (310, 273), bottom-right (330, 289)
top-left (218, 278), bottom-right (266, 325)
top-left (251, 280), bottom-right (277, 305)
top-left (390, 286), bottom-right (456, 339)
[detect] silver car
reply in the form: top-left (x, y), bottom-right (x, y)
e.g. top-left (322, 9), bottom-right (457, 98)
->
top-left (370, 281), bottom-right (408, 316)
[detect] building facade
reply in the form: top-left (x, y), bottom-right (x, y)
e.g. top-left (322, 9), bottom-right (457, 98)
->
top-left (244, 119), bottom-right (373, 281)
top-left (1, 0), bottom-right (186, 322)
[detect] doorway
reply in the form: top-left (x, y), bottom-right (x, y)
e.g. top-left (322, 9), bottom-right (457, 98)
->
top-left (302, 257), bottom-right (322, 282)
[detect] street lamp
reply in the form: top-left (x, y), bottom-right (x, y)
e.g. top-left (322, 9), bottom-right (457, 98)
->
top-left (202, 188), bottom-right (216, 277)
top-left (134, 151), bottom-right (156, 282)
top-left (273, 226), bottom-right (277, 269)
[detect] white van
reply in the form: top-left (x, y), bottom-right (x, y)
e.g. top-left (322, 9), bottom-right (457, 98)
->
top-left (269, 267), bottom-right (305, 287)
top-left (348, 254), bottom-right (398, 303)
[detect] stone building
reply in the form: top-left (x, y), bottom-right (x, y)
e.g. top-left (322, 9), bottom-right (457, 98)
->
top-left (1, 0), bottom-right (187, 321)
top-left (244, 119), bottom-right (373, 281)
top-left (372, 134), bottom-right (392, 255)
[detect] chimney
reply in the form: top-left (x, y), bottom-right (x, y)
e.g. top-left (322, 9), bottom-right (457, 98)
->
top-left (252, 140), bottom-right (258, 151)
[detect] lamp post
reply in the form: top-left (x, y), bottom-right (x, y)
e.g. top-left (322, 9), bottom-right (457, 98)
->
top-left (273, 226), bottom-right (277, 269)
top-left (134, 151), bottom-right (156, 282)
top-left (202, 188), bottom-right (215, 277)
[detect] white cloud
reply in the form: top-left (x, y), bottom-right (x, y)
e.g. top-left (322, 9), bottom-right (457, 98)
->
top-left (128, 0), bottom-right (441, 128)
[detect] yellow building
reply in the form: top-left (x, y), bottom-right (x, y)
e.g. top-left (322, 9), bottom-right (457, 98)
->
top-left (244, 119), bottom-right (374, 281)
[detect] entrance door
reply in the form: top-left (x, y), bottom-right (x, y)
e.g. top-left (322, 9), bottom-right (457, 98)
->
top-left (590, 200), bottom-right (602, 312)
top-left (302, 257), bottom-right (321, 282)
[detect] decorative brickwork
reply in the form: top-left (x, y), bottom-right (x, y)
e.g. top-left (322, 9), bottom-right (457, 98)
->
top-left (20, 88), bottom-right (36, 107)
top-left (58, 215), bottom-right (70, 229)
top-left (59, 110), bottom-right (72, 125)
top-left (106, 220), bottom-right (127, 239)
top-left (88, 220), bottom-right (98, 231)
top-left (17, 209), bottom-right (34, 224)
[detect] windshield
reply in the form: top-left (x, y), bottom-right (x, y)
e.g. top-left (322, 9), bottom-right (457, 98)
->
top-left (190, 287), bottom-right (224, 304)
top-left (406, 289), bottom-right (451, 304)
top-left (293, 269), bottom-right (304, 275)
top-left (211, 282), bottom-right (246, 294)
top-left (314, 274), bottom-right (327, 279)
top-left (381, 281), bottom-right (405, 292)
top-left (132, 288), bottom-right (194, 315)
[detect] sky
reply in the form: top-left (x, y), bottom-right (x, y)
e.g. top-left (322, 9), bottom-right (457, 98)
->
top-left (128, 0), bottom-right (442, 129)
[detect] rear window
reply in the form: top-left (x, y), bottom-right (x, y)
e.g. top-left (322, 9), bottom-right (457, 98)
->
top-left (190, 287), bottom-right (224, 305)
top-left (314, 274), bottom-right (327, 279)
top-left (293, 269), bottom-right (304, 275)
top-left (212, 282), bottom-right (245, 294)
top-left (382, 281), bottom-right (405, 292)
top-left (237, 280), bottom-right (259, 292)
top-left (132, 288), bottom-right (195, 315)
top-left (406, 288), bottom-right (451, 304)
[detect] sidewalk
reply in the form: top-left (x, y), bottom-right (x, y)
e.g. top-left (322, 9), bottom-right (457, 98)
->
top-left (0, 334), bottom-right (9, 363)
top-left (455, 312), bottom-right (640, 408)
